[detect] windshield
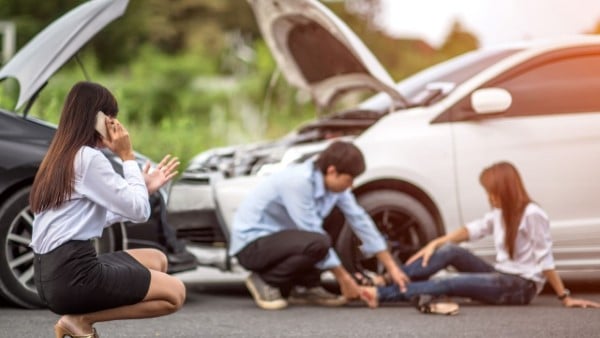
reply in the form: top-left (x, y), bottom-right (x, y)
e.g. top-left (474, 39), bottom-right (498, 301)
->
top-left (359, 47), bottom-right (521, 110)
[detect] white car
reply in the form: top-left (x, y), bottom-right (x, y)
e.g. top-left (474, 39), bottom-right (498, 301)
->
top-left (167, 0), bottom-right (600, 278)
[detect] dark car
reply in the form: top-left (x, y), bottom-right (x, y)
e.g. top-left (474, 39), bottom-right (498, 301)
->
top-left (0, 0), bottom-right (193, 309)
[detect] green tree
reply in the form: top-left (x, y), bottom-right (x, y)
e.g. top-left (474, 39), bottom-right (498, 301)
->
top-left (439, 20), bottom-right (479, 59)
top-left (326, 2), bottom-right (447, 80)
top-left (0, 0), bottom-right (260, 70)
top-left (0, 0), bottom-right (151, 70)
top-left (0, 0), bottom-right (80, 47)
top-left (141, 0), bottom-right (257, 53)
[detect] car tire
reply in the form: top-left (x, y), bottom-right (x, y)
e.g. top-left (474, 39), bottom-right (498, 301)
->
top-left (0, 187), bottom-right (44, 308)
top-left (336, 189), bottom-right (438, 275)
top-left (0, 186), bottom-right (121, 308)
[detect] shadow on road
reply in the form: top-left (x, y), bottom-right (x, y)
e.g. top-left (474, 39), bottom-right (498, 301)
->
top-left (186, 281), bottom-right (248, 296)
top-left (183, 278), bottom-right (600, 296)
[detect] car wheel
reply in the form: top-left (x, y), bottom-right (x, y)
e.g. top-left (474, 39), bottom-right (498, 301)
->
top-left (0, 186), bottom-right (121, 308)
top-left (336, 190), bottom-right (438, 275)
top-left (0, 187), bottom-right (43, 308)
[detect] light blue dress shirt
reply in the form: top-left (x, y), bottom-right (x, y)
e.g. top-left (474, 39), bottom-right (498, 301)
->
top-left (229, 161), bottom-right (387, 270)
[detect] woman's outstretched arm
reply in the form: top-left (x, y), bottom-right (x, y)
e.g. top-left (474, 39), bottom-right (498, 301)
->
top-left (543, 270), bottom-right (600, 308)
top-left (406, 226), bottom-right (469, 267)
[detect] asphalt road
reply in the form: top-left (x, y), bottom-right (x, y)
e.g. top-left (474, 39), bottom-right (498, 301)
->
top-left (1, 267), bottom-right (599, 338)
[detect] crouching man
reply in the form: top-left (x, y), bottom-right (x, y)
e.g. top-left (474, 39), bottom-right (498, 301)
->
top-left (229, 141), bottom-right (409, 310)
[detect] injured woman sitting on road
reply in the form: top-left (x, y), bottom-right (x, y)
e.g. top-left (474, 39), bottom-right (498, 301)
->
top-left (359, 161), bottom-right (600, 314)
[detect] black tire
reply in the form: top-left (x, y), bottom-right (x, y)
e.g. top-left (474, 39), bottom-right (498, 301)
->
top-left (0, 187), bottom-right (43, 308)
top-left (0, 186), bottom-right (120, 308)
top-left (336, 190), bottom-right (438, 275)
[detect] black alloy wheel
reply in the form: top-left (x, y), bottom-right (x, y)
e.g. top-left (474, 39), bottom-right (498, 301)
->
top-left (336, 190), bottom-right (438, 275)
top-left (0, 186), bottom-right (122, 308)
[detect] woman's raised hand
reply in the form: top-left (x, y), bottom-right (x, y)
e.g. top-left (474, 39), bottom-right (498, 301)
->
top-left (142, 154), bottom-right (180, 194)
top-left (103, 117), bottom-right (135, 161)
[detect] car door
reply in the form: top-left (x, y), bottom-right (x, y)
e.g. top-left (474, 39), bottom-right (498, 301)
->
top-left (447, 47), bottom-right (600, 269)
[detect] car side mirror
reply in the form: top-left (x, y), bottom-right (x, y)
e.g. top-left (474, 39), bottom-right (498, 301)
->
top-left (470, 88), bottom-right (512, 114)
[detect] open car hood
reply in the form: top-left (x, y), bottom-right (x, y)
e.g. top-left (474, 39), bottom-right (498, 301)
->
top-left (247, 0), bottom-right (407, 110)
top-left (0, 0), bottom-right (129, 110)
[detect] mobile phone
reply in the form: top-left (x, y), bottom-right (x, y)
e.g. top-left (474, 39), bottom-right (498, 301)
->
top-left (95, 111), bottom-right (108, 139)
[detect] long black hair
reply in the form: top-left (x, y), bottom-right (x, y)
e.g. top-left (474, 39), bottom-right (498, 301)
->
top-left (30, 81), bottom-right (118, 212)
top-left (480, 161), bottom-right (532, 259)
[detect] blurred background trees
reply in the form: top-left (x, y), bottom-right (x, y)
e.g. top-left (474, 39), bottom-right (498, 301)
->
top-left (0, 0), bottom-right (597, 166)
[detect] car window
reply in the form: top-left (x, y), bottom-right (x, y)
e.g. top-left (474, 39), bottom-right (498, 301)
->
top-left (359, 48), bottom-right (520, 110)
top-left (445, 47), bottom-right (600, 121)
top-left (491, 51), bottom-right (600, 117)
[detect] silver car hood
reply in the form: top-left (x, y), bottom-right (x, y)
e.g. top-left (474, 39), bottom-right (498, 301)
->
top-left (0, 0), bottom-right (129, 110)
top-left (247, 0), bottom-right (407, 110)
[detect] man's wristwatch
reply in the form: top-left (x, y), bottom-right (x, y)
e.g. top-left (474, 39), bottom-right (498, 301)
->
top-left (557, 289), bottom-right (571, 300)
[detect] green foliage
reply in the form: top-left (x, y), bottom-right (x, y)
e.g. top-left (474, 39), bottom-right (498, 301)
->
top-left (439, 21), bottom-right (480, 59)
top-left (0, 78), bottom-right (18, 109)
top-left (2, 0), bottom-right (484, 170)
top-left (0, 0), bottom-right (79, 48)
top-left (91, 0), bottom-right (154, 70)
top-left (22, 38), bottom-right (314, 169)
top-left (1, 0), bottom-right (260, 70)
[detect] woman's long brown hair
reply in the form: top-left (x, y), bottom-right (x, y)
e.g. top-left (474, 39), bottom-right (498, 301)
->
top-left (30, 82), bottom-right (118, 213)
top-left (479, 162), bottom-right (532, 259)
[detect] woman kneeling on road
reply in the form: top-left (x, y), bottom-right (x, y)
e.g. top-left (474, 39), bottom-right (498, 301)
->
top-left (30, 82), bottom-right (186, 337)
top-left (360, 161), bottom-right (600, 314)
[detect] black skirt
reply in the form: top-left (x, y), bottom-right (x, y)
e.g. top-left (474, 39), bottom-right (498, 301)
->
top-left (34, 240), bottom-right (151, 315)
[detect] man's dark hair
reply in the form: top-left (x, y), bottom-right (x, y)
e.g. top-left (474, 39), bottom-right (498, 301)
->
top-left (314, 141), bottom-right (366, 177)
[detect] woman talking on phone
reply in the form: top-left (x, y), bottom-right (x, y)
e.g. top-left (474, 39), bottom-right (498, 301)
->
top-left (30, 81), bottom-right (185, 338)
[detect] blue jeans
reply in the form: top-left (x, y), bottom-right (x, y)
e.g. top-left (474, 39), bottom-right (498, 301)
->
top-left (378, 244), bottom-right (538, 305)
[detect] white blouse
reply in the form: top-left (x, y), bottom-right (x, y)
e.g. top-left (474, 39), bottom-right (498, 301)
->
top-left (465, 203), bottom-right (555, 293)
top-left (31, 146), bottom-right (150, 254)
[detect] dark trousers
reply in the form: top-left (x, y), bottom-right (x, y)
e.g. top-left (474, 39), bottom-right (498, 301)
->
top-left (236, 230), bottom-right (331, 296)
top-left (155, 195), bottom-right (187, 253)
